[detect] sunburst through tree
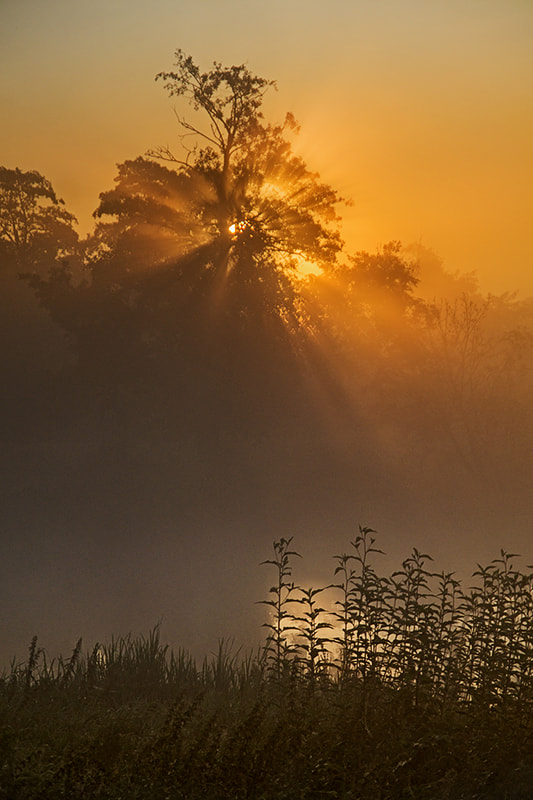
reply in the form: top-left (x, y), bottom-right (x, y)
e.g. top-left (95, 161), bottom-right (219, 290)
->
top-left (48, 50), bottom-right (349, 433)
top-left (91, 50), bottom-right (344, 329)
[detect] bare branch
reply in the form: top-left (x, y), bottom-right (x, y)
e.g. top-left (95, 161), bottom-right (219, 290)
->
top-left (173, 109), bottom-right (220, 150)
top-left (144, 145), bottom-right (190, 167)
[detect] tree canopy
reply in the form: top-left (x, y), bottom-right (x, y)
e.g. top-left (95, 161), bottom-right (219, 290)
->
top-left (31, 50), bottom-right (347, 393)
top-left (0, 167), bottom-right (78, 273)
top-left (146, 51), bottom-right (343, 315)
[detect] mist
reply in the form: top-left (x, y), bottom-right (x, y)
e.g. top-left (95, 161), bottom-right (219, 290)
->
top-left (2, 240), bottom-right (533, 669)
top-left (1, 37), bottom-right (533, 671)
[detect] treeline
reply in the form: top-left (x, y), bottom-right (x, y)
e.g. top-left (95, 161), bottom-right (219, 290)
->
top-left (1, 54), bottom-right (532, 510)
top-left (3, 531), bottom-right (533, 798)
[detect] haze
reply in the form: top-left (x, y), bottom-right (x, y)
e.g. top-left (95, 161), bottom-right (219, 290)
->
top-left (1, 0), bottom-right (532, 667)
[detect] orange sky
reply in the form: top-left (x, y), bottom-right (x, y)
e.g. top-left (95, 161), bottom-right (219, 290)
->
top-left (1, 0), bottom-right (532, 295)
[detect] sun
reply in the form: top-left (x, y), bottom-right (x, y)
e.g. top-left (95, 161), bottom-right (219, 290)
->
top-left (228, 220), bottom-right (247, 235)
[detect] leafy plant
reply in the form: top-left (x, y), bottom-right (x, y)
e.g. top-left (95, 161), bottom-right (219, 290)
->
top-left (292, 585), bottom-right (333, 684)
top-left (258, 537), bottom-right (302, 680)
top-left (4, 532), bottom-right (533, 798)
top-left (332, 526), bottom-right (387, 681)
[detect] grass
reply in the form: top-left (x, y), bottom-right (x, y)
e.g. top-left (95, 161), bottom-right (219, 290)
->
top-left (3, 528), bottom-right (533, 798)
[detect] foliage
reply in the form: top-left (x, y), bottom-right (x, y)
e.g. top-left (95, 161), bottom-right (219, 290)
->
top-left (65, 50), bottom-right (344, 353)
top-left (0, 166), bottom-right (78, 272)
top-left (5, 534), bottom-right (533, 798)
top-left (17, 53), bottom-right (348, 439)
top-left (88, 156), bottom-right (210, 273)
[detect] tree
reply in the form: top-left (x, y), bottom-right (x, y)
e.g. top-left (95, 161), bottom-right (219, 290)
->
top-left (0, 166), bottom-right (78, 273)
top-left (335, 240), bottom-right (420, 314)
top-left (144, 50), bottom-right (343, 324)
top-left (34, 53), bottom-right (346, 379)
top-left (26, 53), bottom-right (347, 437)
top-left (0, 168), bottom-right (76, 399)
top-left (86, 156), bottom-right (213, 275)
top-left (296, 241), bottom-right (426, 419)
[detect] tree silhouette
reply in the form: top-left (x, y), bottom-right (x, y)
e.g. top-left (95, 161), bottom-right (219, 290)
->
top-left (332, 241), bottom-right (421, 324)
top-left (146, 50), bottom-right (343, 325)
top-left (0, 168), bottom-right (76, 427)
top-left (0, 166), bottom-right (78, 273)
top-left (24, 53), bottom-right (347, 438)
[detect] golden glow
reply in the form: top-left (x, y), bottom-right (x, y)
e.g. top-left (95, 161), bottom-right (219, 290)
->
top-left (295, 255), bottom-right (322, 277)
top-left (261, 180), bottom-right (285, 200)
top-left (1, 2), bottom-right (532, 294)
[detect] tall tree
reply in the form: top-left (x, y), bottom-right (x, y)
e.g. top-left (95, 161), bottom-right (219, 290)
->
top-left (27, 54), bottom-right (346, 436)
top-left (145, 50), bottom-right (343, 325)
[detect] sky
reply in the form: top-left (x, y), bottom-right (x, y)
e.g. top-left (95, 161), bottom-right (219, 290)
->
top-left (1, 0), bottom-right (533, 295)
top-left (1, 0), bottom-right (533, 667)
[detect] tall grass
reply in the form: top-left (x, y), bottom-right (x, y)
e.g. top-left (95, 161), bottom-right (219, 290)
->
top-left (3, 528), bottom-right (533, 798)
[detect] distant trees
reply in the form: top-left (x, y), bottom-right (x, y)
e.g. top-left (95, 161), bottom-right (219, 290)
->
top-left (0, 167), bottom-right (78, 273)
top-left (336, 240), bottom-right (420, 307)
top-left (307, 240), bottom-right (423, 341)
top-left (0, 168), bottom-right (77, 391)
top-left (415, 294), bottom-right (533, 479)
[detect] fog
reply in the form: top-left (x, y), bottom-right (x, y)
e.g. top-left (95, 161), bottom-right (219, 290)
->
top-left (2, 240), bottom-right (532, 669)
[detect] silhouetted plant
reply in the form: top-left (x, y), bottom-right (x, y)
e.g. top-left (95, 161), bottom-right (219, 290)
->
top-left (259, 537), bottom-right (302, 680)
top-left (382, 547), bottom-right (435, 706)
top-left (6, 535), bottom-right (533, 798)
top-left (24, 635), bottom-right (40, 690)
top-left (426, 570), bottom-right (465, 711)
top-left (292, 585), bottom-right (333, 684)
top-left (58, 637), bottom-right (83, 687)
top-left (332, 526), bottom-right (388, 682)
top-left (458, 551), bottom-right (533, 708)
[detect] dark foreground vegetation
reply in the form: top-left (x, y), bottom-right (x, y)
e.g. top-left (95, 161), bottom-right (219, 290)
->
top-left (3, 530), bottom-right (533, 799)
